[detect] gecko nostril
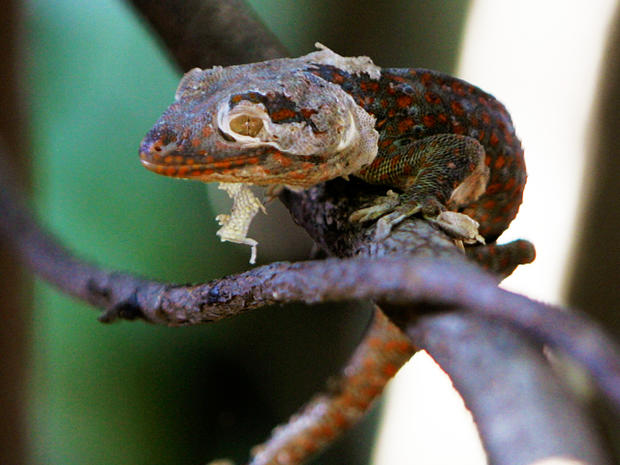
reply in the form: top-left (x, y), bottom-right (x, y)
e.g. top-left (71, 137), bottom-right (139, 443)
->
top-left (140, 127), bottom-right (180, 162)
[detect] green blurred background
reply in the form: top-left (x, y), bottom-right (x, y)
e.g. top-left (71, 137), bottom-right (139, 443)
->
top-left (21, 1), bottom-right (470, 464)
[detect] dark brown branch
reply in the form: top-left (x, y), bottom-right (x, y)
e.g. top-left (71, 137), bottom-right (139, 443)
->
top-left (127, 0), bottom-right (288, 70)
top-left (122, 255), bottom-right (620, 413)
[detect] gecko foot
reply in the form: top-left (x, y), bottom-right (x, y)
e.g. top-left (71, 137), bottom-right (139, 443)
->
top-left (428, 211), bottom-right (485, 245)
top-left (350, 190), bottom-right (484, 244)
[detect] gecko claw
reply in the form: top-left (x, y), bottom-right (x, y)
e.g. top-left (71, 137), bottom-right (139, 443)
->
top-left (349, 190), bottom-right (401, 222)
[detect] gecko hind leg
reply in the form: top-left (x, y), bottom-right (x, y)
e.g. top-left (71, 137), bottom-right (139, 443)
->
top-left (351, 134), bottom-right (489, 242)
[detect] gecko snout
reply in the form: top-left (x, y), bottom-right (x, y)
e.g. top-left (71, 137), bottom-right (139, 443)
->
top-left (139, 127), bottom-right (183, 171)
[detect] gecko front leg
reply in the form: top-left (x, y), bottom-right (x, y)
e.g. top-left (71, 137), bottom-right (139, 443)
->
top-left (352, 134), bottom-right (489, 243)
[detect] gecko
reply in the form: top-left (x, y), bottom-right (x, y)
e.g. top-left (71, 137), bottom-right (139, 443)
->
top-left (139, 44), bottom-right (531, 464)
top-left (139, 44), bottom-right (527, 264)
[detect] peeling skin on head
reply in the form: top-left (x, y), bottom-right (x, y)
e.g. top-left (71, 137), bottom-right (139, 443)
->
top-left (217, 98), bottom-right (373, 171)
top-left (307, 43), bottom-right (382, 80)
top-left (215, 182), bottom-right (266, 264)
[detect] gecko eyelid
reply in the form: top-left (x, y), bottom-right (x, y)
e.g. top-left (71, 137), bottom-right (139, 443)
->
top-left (218, 128), bottom-right (236, 142)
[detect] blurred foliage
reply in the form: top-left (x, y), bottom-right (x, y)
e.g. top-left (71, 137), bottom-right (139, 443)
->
top-left (24, 0), bottom-right (468, 463)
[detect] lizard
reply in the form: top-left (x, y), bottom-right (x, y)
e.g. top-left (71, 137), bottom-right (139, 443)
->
top-left (139, 44), bottom-right (532, 464)
top-left (139, 43), bottom-right (527, 265)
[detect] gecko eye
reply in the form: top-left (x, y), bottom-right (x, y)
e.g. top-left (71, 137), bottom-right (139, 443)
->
top-left (229, 115), bottom-right (263, 137)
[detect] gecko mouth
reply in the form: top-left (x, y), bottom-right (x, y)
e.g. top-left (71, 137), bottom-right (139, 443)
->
top-left (139, 152), bottom-right (267, 180)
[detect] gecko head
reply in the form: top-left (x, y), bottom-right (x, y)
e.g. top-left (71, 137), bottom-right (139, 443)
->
top-left (140, 57), bottom-right (378, 187)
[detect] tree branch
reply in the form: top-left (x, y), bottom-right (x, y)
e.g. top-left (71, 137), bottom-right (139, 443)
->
top-left (410, 313), bottom-right (608, 465)
top-left (2, 144), bottom-right (618, 410)
top-left (127, 0), bottom-right (288, 69)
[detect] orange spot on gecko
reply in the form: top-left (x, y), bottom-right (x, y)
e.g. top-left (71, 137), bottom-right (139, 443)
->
top-left (300, 108), bottom-right (317, 119)
top-left (423, 115), bottom-right (436, 128)
top-left (316, 424), bottom-right (334, 439)
top-left (451, 81), bottom-right (465, 95)
top-left (494, 155), bottom-right (506, 169)
top-left (397, 95), bottom-right (413, 108)
top-left (486, 183), bottom-right (502, 195)
top-left (451, 101), bottom-right (464, 116)
top-left (271, 108), bottom-right (296, 121)
top-left (424, 92), bottom-right (441, 105)
top-left (272, 151), bottom-right (292, 167)
top-left (452, 122), bottom-right (466, 135)
top-left (201, 126), bottom-right (212, 138)
top-left (384, 340), bottom-right (410, 352)
top-left (287, 171), bottom-right (308, 181)
top-left (332, 72), bottom-right (345, 84)
top-left (398, 118), bottom-right (414, 133)
top-left (332, 412), bottom-right (348, 428)
top-left (504, 177), bottom-right (516, 190)
top-left (490, 131), bottom-right (500, 146)
top-left (390, 74), bottom-right (407, 83)
top-left (360, 80), bottom-right (379, 92)
top-left (383, 363), bottom-right (399, 377)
